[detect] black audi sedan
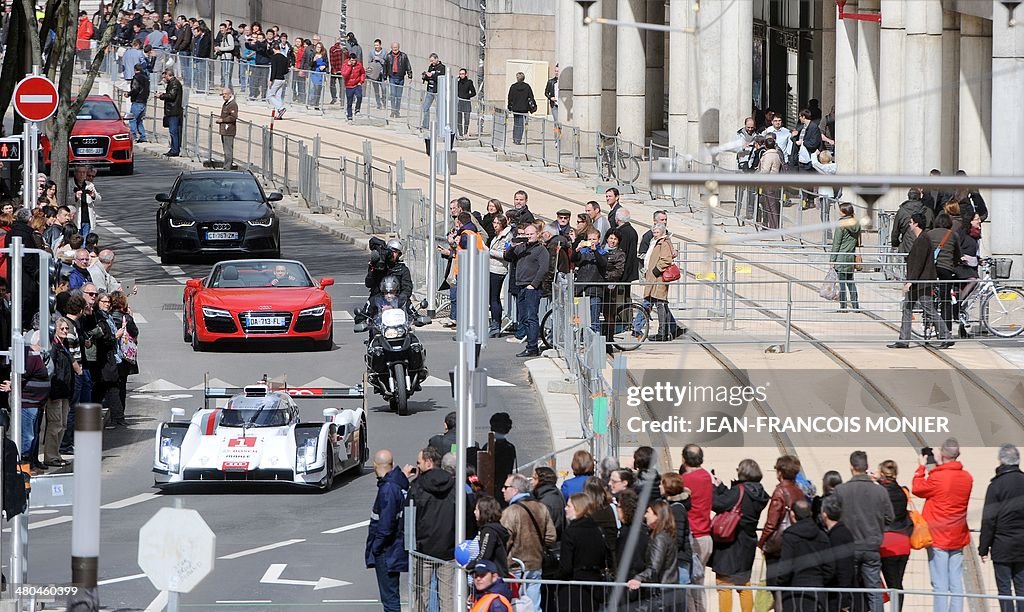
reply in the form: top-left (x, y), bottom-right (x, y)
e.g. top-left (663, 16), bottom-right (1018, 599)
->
top-left (156, 170), bottom-right (282, 264)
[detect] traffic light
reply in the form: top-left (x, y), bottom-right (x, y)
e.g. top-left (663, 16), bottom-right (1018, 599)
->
top-left (0, 137), bottom-right (22, 162)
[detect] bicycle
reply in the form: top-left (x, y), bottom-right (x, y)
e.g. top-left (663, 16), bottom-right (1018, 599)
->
top-left (539, 299), bottom-right (655, 351)
top-left (912, 257), bottom-right (1024, 340)
top-left (598, 128), bottom-right (642, 185)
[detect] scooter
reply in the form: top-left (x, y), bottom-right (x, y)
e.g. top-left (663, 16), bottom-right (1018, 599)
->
top-left (353, 301), bottom-right (431, 416)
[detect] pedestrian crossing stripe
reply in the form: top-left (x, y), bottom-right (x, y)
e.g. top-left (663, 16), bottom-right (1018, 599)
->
top-left (419, 375), bottom-right (515, 388)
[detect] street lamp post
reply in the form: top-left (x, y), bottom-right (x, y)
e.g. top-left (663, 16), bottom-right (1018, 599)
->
top-left (69, 403), bottom-right (104, 611)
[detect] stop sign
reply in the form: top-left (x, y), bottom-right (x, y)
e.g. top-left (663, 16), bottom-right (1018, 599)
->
top-left (13, 75), bottom-right (59, 122)
top-left (138, 507), bottom-right (216, 593)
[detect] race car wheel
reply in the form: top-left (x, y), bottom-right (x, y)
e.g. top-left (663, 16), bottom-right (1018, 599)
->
top-left (392, 363), bottom-right (409, 416)
top-left (320, 445), bottom-right (335, 492)
top-left (191, 311), bottom-right (204, 352)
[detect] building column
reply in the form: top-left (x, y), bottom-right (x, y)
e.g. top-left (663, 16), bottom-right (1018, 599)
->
top-left (957, 15), bottom-right (991, 177)
top-left (718, 0), bottom-right (753, 152)
top-left (601, 0), bottom-right (618, 134)
top-left (940, 10), bottom-right (961, 172)
top-left (878, 0), bottom-right (906, 210)
top-left (645, 0), bottom-right (665, 133)
top-left (668, 0), bottom-right (694, 155)
top-left (616, 0), bottom-right (647, 147)
top-left (989, 2), bottom-right (1024, 269)
top-left (834, 2), bottom-right (858, 172)
top-left (555, 0), bottom-right (576, 122)
top-left (902, 0), bottom-right (943, 175)
top-left (572, 2), bottom-right (602, 134)
top-left (855, 0), bottom-right (880, 175)
top-left (818, 0), bottom-right (837, 114)
top-left (694, 0), bottom-right (722, 147)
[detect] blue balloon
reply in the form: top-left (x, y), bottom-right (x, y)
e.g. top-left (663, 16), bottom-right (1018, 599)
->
top-left (454, 538), bottom-right (479, 567)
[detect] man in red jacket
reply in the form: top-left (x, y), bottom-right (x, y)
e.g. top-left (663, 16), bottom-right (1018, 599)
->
top-left (341, 55), bottom-right (366, 121)
top-left (76, 10), bottom-right (94, 69)
top-left (681, 444), bottom-right (712, 612)
top-left (913, 438), bottom-right (973, 612)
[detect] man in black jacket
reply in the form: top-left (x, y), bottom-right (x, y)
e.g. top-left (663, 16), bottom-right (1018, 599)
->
top-left (420, 53), bottom-right (445, 130)
top-left (127, 63), bottom-right (150, 142)
top-left (821, 495), bottom-right (856, 612)
top-left (979, 443), bottom-right (1024, 612)
top-left (506, 72), bottom-right (536, 145)
top-left (777, 499), bottom-right (835, 612)
top-left (503, 222), bottom-right (549, 357)
top-left (427, 411), bottom-right (457, 457)
top-left (384, 42), bottom-right (413, 118)
top-left (365, 449), bottom-right (408, 612)
top-left (6, 209), bottom-right (39, 328)
top-left (544, 64), bottom-right (559, 127)
top-left (456, 68), bottom-right (476, 138)
top-left (404, 446), bottom-right (456, 612)
top-left (889, 213), bottom-right (949, 348)
top-left (156, 69), bottom-right (183, 156)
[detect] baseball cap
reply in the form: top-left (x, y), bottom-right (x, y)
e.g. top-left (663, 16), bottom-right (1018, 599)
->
top-left (473, 560), bottom-right (498, 575)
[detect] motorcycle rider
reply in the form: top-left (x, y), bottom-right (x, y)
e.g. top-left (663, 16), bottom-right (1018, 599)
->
top-left (366, 275), bottom-right (404, 322)
top-left (364, 237), bottom-right (413, 312)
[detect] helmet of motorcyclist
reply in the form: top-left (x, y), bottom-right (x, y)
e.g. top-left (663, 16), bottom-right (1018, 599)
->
top-left (380, 275), bottom-right (401, 297)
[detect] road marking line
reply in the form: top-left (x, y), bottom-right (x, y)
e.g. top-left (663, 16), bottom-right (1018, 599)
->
top-left (322, 600), bottom-right (382, 604)
top-left (216, 601), bottom-right (273, 605)
top-left (133, 313), bottom-right (148, 324)
top-left (177, 277), bottom-right (188, 284)
top-left (28, 516), bottom-right (72, 530)
top-left (144, 590), bottom-right (167, 612)
top-left (121, 236), bottom-right (144, 245)
top-left (98, 572), bottom-right (147, 586)
top-left (173, 313), bottom-right (184, 321)
top-left (107, 226), bottom-right (129, 235)
top-left (218, 538), bottom-right (306, 560)
top-left (332, 310), bottom-right (354, 321)
top-left (147, 255), bottom-right (162, 263)
top-left (137, 245), bottom-right (157, 254)
top-left (164, 265), bottom-right (186, 275)
top-left (101, 492), bottom-right (159, 510)
top-left (321, 519), bottom-right (369, 534)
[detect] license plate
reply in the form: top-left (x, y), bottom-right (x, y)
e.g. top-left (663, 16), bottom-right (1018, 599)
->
top-left (247, 316), bottom-right (286, 327)
top-left (206, 231), bottom-right (239, 240)
top-left (221, 461), bottom-right (250, 471)
top-left (75, 147), bottom-right (104, 155)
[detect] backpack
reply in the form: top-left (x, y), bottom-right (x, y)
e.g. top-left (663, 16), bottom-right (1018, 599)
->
top-left (3, 436), bottom-right (29, 520)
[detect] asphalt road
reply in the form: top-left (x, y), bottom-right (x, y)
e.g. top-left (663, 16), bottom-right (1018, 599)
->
top-left (18, 154), bottom-right (551, 610)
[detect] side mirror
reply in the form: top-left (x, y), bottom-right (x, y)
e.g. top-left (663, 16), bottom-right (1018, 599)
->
top-left (415, 316), bottom-right (432, 327)
top-left (353, 322), bottom-right (369, 333)
top-left (322, 408), bottom-right (339, 421)
top-left (185, 278), bottom-right (202, 289)
top-left (170, 407), bottom-right (186, 422)
top-left (155, 193), bottom-right (170, 202)
top-left (267, 192), bottom-right (283, 202)
top-left (320, 277), bottom-right (335, 288)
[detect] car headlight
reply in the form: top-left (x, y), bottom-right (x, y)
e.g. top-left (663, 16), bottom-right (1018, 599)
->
top-left (383, 326), bottom-right (402, 339)
top-left (247, 217), bottom-right (274, 227)
top-left (158, 428), bottom-right (186, 472)
top-left (112, 133), bottom-right (131, 141)
top-left (202, 306), bottom-right (231, 318)
top-left (299, 305), bottom-right (326, 317)
top-left (169, 218), bottom-right (196, 228)
top-left (295, 433), bottom-right (319, 473)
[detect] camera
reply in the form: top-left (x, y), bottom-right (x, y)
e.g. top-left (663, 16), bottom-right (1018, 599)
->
top-left (368, 236), bottom-right (390, 272)
top-left (921, 446), bottom-right (936, 465)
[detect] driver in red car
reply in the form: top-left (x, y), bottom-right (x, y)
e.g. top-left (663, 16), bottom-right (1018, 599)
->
top-left (266, 264), bottom-right (300, 287)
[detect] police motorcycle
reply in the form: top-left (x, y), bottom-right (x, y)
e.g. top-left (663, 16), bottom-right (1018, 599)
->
top-left (353, 276), bottom-right (431, 416)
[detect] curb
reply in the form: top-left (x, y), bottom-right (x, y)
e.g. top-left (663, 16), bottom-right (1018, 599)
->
top-left (523, 355), bottom-right (580, 474)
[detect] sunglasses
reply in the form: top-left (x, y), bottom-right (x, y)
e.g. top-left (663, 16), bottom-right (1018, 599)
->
top-left (84, 291), bottom-right (98, 296)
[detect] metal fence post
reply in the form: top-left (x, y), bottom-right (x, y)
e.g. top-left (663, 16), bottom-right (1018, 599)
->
top-left (363, 140), bottom-right (375, 230)
top-left (207, 112), bottom-right (214, 165)
top-left (784, 281), bottom-right (793, 353)
top-left (283, 137), bottom-right (291, 194)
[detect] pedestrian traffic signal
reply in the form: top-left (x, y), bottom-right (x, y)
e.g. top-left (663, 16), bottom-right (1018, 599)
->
top-left (0, 137), bottom-right (22, 162)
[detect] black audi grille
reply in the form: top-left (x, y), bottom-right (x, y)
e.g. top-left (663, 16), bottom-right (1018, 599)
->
top-left (70, 135), bottom-right (110, 156)
top-left (203, 316), bottom-right (238, 334)
top-left (183, 468), bottom-right (295, 481)
top-left (239, 310), bottom-right (293, 334)
top-left (294, 314), bottom-right (325, 333)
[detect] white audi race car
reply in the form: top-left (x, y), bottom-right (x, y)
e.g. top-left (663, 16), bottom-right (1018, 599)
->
top-left (153, 379), bottom-right (368, 490)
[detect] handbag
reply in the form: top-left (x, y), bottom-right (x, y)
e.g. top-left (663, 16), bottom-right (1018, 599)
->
top-left (661, 263), bottom-right (681, 282)
top-left (753, 565), bottom-right (774, 612)
top-left (711, 484), bottom-right (745, 544)
top-left (120, 333), bottom-right (138, 365)
top-left (819, 268), bottom-right (839, 301)
top-left (517, 501), bottom-right (559, 577)
top-left (761, 487), bottom-right (792, 557)
top-left (903, 487), bottom-right (933, 550)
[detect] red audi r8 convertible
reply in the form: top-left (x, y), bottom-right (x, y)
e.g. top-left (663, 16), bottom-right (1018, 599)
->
top-left (183, 259), bottom-right (335, 351)
top-left (41, 95), bottom-right (134, 174)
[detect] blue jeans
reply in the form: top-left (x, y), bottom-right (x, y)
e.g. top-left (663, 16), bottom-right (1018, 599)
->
top-left (308, 80), bottom-right (324, 107)
top-left (853, 549), bottom-right (884, 612)
top-left (373, 564), bottom-right (401, 612)
top-left (421, 91), bottom-right (436, 129)
top-left (80, 222), bottom-right (92, 240)
top-left (389, 77), bottom-right (405, 114)
top-left (517, 287), bottom-right (541, 351)
top-left (21, 408), bottom-right (39, 457)
top-left (994, 561), bottom-right (1024, 612)
top-left (514, 569), bottom-right (542, 611)
top-left (166, 114), bottom-right (181, 154)
top-left (346, 85), bottom-right (363, 119)
top-left (928, 547), bottom-right (965, 612)
top-left (489, 273), bottom-right (506, 328)
top-left (512, 113), bottom-right (527, 144)
top-left (220, 58), bottom-right (233, 87)
top-left (449, 282), bottom-right (457, 322)
top-left (239, 62), bottom-right (250, 90)
top-left (589, 295), bottom-right (601, 332)
top-left (634, 298), bottom-right (651, 334)
top-left (130, 102), bottom-right (147, 141)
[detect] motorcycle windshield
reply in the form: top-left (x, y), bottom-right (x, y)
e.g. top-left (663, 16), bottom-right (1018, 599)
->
top-left (378, 307), bottom-right (407, 328)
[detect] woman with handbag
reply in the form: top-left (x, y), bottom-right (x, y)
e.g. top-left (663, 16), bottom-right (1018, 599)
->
top-left (468, 495), bottom-right (511, 577)
top-left (643, 224), bottom-right (680, 341)
top-left (108, 291), bottom-right (139, 422)
top-left (557, 493), bottom-right (608, 612)
top-left (829, 202), bottom-right (861, 312)
top-left (757, 456), bottom-right (804, 609)
top-left (711, 459), bottom-right (770, 612)
top-left (877, 460), bottom-right (913, 612)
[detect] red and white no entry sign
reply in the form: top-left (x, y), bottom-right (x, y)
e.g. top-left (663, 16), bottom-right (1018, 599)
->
top-left (13, 75), bottom-right (59, 122)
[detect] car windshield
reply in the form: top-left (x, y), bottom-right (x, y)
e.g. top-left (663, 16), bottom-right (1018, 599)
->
top-left (209, 261), bottom-right (314, 288)
top-left (220, 396), bottom-right (292, 427)
top-left (76, 99), bottom-right (121, 120)
top-left (174, 177), bottom-right (264, 202)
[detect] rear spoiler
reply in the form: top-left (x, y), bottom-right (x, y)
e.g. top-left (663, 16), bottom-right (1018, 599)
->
top-left (201, 373), bottom-right (364, 409)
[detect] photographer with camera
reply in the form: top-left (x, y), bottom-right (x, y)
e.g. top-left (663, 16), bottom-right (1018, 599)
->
top-left (421, 53), bottom-right (446, 130)
top-left (366, 237), bottom-right (413, 309)
top-left (437, 212), bottom-right (483, 328)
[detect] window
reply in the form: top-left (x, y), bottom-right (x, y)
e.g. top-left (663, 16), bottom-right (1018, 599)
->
top-left (174, 177), bottom-right (265, 202)
top-left (76, 100), bottom-right (121, 120)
